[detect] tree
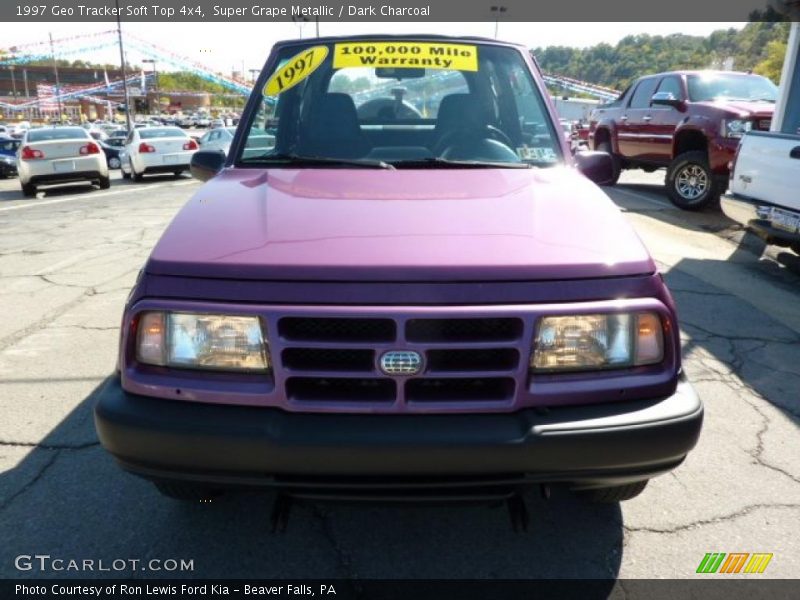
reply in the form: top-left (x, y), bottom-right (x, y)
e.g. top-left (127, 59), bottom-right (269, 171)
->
top-left (754, 39), bottom-right (788, 84)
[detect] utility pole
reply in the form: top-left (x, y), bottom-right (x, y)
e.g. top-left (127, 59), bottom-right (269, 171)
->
top-left (490, 5), bottom-right (507, 39)
top-left (48, 32), bottom-right (63, 122)
top-left (114, 0), bottom-right (132, 130)
top-left (142, 58), bottom-right (158, 114)
top-left (9, 65), bottom-right (17, 99)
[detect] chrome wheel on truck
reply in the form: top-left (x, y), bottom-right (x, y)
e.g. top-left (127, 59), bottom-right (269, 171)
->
top-left (666, 151), bottom-right (719, 210)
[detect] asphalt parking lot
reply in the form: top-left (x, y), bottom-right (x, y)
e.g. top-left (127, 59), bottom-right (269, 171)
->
top-left (0, 168), bottom-right (798, 580)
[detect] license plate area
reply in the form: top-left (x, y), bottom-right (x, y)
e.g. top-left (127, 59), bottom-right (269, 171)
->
top-left (163, 154), bottom-right (180, 164)
top-left (769, 208), bottom-right (800, 233)
top-left (53, 160), bottom-right (76, 173)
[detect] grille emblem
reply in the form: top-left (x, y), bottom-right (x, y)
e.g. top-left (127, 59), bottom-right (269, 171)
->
top-left (379, 350), bottom-right (423, 376)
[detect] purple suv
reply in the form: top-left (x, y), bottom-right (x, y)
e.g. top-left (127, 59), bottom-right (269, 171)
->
top-left (95, 36), bottom-right (702, 505)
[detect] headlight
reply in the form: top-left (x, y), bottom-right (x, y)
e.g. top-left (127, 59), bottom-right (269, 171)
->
top-left (136, 311), bottom-right (270, 372)
top-left (531, 312), bottom-right (663, 372)
top-left (722, 119), bottom-right (752, 138)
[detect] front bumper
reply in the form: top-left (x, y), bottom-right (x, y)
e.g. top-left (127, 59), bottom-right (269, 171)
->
top-left (95, 373), bottom-right (702, 492)
top-left (708, 138), bottom-right (740, 175)
top-left (721, 193), bottom-right (800, 245)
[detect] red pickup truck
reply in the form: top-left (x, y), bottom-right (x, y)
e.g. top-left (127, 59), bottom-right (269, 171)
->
top-left (589, 70), bottom-right (776, 210)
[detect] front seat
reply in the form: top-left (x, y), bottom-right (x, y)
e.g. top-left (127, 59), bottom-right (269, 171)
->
top-left (431, 93), bottom-right (488, 154)
top-left (297, 93), bottom-right (371, 159)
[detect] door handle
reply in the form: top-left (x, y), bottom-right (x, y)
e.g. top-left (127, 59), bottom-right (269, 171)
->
top-left (790, 146), bottom-right (800, 159)
top-left (620, 115), bottom-right (628, 121)
top-left (642, 115), bottom-right (652, 122)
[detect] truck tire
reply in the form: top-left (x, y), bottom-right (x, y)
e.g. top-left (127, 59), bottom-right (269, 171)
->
top-left (576, 480), bottom-right (648, 503)
top-left (666, 151), bottom-right (719, 210)
top-left (596, 141), bottom-right (621, 186)
top-left (154, 480), bottom-right (222, 502)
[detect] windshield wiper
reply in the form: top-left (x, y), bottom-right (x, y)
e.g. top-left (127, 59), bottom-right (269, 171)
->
top-left (241, 152), bottom-right (394, 169)
top-left (390, 157), bottom-right (533, 169)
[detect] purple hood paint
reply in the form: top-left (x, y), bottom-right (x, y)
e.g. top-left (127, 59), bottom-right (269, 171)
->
top-left (146, 166), bottom-right (655, 282)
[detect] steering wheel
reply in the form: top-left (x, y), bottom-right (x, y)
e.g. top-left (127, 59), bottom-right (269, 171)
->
top-left (433, 125), bottom-right (514, 156)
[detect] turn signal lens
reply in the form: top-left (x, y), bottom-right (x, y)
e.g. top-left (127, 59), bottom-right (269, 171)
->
top-left (635, 313), bottom-right (663, 364)
top-left (183, 139), bottom-right (198, 150)
top-left (136, 311), bottom-right (166, 366)
top-left (138, 142), bottom-right (155, 153)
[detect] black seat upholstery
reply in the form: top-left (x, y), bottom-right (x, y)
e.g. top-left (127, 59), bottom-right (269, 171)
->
top-left (297, 93), bottom-right (371, 159)
top-left (432, 93), bottom-right (489, 152)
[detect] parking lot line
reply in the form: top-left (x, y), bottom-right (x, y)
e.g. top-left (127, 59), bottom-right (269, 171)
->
top-left (0, 180), bottom-right (197, 213)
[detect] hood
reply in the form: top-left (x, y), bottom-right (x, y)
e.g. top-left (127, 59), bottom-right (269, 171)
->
top-left (145, 167), bottom-right (655, 282)
top-left (700, 99), bottom-right (775, 118)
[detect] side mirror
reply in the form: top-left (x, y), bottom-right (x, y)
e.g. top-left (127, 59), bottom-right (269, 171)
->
top-left (651, 91), bottom-right (685, 110)
top-left (575, 150), bottom-right (615, 185)
top-left (190, 149), bottom-right (226, 182)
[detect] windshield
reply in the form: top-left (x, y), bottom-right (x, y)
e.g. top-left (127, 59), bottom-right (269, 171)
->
top-left (687, 73), bottom-right (778, 103)
top-left (238, 39), bottom-right (561, 168)
top-left (139, 127), bottom-right (188, 139)
top-left (27, 128), bottom-right (89, 142)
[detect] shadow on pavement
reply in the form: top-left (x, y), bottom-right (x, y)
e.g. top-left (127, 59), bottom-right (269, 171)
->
top-left (0, 378), bottom-right (623, 581)
top-left (665, 261), bottom-right (800, 426)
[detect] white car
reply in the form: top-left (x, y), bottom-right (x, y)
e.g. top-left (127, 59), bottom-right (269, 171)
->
top-left (121, 126), bottom-right (198, 181)
top-left (17, 126), bottom-right (110, 197)
top-left (198, 127), bottom-right (236, 156)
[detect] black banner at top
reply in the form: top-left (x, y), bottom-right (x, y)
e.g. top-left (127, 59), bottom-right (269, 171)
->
top-left (0, 0), bottom-right (798, 22)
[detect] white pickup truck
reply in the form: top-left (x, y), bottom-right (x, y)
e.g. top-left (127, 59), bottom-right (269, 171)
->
top-left (722, 22), bottom-right (800, 253)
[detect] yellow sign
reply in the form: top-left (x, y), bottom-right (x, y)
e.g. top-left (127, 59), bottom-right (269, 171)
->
top-left (333, 42), bottom-right (478, 72)
top-left (264, 45), bottom-right (329, 96)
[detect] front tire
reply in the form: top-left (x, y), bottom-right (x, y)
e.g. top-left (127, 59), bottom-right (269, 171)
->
top-left (154, 481), bottom-right (223, 502)
top-left (596, 141), bottom-right (621, 186)
top-left (108, 157), bottom-right (121, 169)
top-left (666, 151), bottom-right (719, 210)
top-left (576, 480), bottom-right (648, 503)
top-left (21, 182), bottom-right (36, 198)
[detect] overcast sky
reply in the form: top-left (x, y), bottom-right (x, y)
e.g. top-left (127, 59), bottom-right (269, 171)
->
top-left (4, 21), bottom-right (745, 75)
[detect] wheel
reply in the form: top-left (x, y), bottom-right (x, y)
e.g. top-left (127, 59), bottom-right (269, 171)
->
top-left (173, 169), bottom-right (184, 178)
top-left (108, 157), bottom-right (121, 169)
top-left (576, 480), bottom-right (648, 503)
top-left (121, 169), bottom-right (130, 180)
top-left (596, 141), bottom-right (621, 186)
top-left (21, 182), bottom-right (36, 198)
top-left (154, 481), bottom-right (223, 502)
top-left (131, 160), bottom-right (144, 182)
top-left (97, 175), bottom-right (111, 189)
top-left (666, 151), bottom-right (719, 210)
